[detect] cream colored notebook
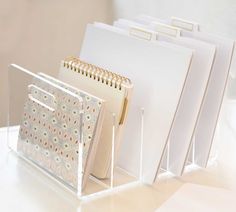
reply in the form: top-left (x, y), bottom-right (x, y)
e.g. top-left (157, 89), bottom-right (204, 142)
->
top-left (58, 57), bottom-right (133, 179)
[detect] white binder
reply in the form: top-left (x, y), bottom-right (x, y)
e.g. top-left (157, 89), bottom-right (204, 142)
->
top-left (113, 19), bottom-right (216, 176)
top-left (79, 23), bottom-right (193, 183)
top-left (135, 15), bottom-right (235, 168)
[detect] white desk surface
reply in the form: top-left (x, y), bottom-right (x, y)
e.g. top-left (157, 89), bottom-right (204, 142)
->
top-left (1, 99), bottom-right (236, 212)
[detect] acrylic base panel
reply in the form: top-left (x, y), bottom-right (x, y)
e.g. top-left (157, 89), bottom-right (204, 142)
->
top-left (7, 123), bottom-right (142, 199)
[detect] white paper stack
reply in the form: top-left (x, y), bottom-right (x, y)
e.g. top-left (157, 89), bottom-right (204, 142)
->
top-left (80, 23), bottom-right (193, 183)
top-left (76, 15), bottom-right (235, 184)
top-left (113, 18), bottom-right (216, 176)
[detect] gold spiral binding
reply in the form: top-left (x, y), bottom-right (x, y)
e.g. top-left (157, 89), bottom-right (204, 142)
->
top-left (62, 57), bottom-right (131, 90)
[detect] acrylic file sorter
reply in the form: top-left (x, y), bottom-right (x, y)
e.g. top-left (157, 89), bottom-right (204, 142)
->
top-left (113, 18), bottom-right (216, 176)
top-left (79, 23), bottom-right (193, 184)
top-left (7, 64), bottom-right (143, 199)
top-left (134, 15), bottom-right (235, 170)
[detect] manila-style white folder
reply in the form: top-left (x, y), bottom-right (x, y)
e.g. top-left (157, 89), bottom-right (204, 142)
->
top-left (113, 18), bottom-right (216, 176)
top-left (79, 23), bottom-right (193, 184)
top-left (135, 15), bottom-right (235, 168)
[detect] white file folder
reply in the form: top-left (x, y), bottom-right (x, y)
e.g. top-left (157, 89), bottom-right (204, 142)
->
top-left (135, 15), bottom-right (235, 168)
top-left (113, 19), bottom-right (216, 176)
top-left (79, 23), bottom-right (193, 184)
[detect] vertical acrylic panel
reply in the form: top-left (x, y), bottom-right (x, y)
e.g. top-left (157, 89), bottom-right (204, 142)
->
top-left (8, 64), bottom-right (86, 194)
top-left (81, 108), bottom-right (144, 199)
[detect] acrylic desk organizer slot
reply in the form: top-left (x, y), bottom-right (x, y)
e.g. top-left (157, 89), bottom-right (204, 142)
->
top-left (7, 64), bottom-right (144, 199)
top-left (158, 121), bottom-right (221, 179)
top-left (158, 133), bottom-right (220, 179)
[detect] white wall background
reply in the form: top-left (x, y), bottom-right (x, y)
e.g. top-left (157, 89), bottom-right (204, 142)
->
top-left (112, 0), bottom-right (236, 38)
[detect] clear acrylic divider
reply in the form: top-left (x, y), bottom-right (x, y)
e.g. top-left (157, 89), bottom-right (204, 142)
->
top-left (139, 108), bottom-right (144, 181)
top-left (7, 64), bottom-right (145, 200)
top-left (183, 137), bottom-right (199, 173)
top-left (7, 64), bottom-right (87, 197)
top-left (159, 141), bottom-right (170, 175)
top-left (81, 108), bottom-right (145, 200)
top-left (156, 141), bottom-right (175, 182)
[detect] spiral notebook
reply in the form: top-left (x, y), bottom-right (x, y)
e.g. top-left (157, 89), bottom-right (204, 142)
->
top-left (58, 57), bottom-right (133, 179)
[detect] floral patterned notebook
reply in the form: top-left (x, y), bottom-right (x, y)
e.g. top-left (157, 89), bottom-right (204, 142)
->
top-left (17, 75), bottom-right (104, 190)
